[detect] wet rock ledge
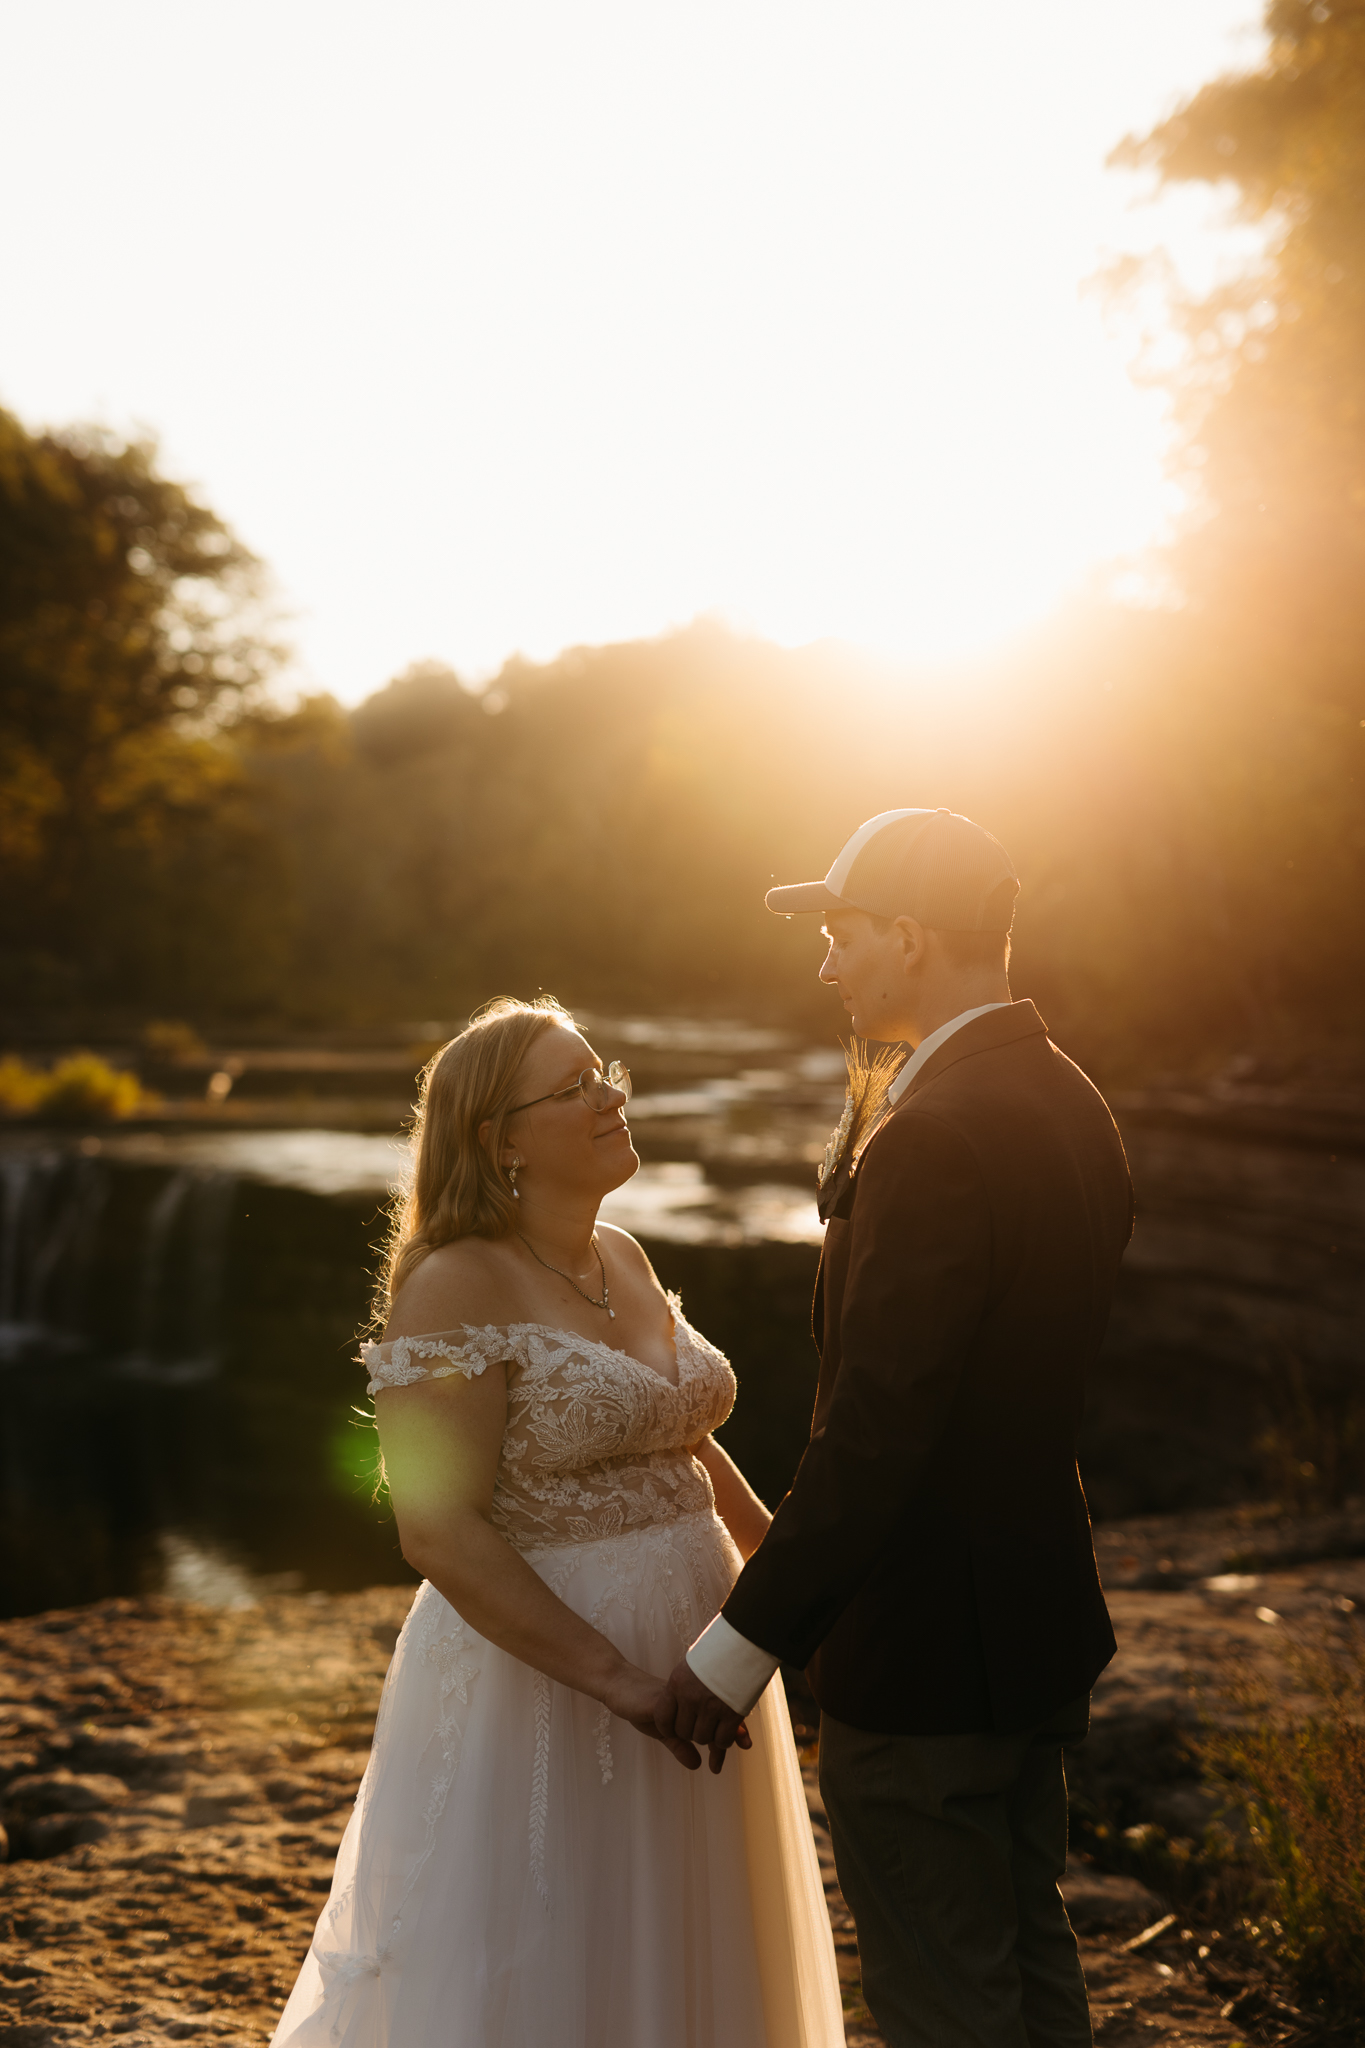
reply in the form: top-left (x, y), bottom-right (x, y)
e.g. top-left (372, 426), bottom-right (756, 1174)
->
top-left (3, 1517), bottom-right (1364, 2047)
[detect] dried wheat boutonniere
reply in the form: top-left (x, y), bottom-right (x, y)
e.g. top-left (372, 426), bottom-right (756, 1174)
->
top-left (817, 1039), bottom-right (906, 1193)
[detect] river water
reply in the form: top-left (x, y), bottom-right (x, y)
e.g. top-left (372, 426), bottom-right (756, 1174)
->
top-left (3, 1019), bottom-right (1359, 1618)
top-left (0, 1020), bottom-right (847, 1616)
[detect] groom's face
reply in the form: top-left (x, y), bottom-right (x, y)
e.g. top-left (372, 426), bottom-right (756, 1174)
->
top-left (817, 908), bottom-right (921, 1040)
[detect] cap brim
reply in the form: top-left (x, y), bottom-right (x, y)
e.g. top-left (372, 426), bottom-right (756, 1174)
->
top-left (764, 881), bottom-right (846, 914)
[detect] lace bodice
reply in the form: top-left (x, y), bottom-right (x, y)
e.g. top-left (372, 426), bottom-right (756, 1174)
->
top-left (360, 1296), bottom-right (736, 1552)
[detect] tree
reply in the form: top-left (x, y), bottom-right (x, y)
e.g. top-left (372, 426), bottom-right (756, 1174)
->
top-left (1111, 0), bottom-right (1365, 696)
top-left (0, 409), bottom-right (284, 1008)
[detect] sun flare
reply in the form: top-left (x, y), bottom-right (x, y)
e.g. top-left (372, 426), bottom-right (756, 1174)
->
top-left (0, 0), bottom-right (1264, 695)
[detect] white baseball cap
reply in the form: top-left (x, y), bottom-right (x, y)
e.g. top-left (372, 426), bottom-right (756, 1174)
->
top-left (765, 808), bottom-right (1019, 931)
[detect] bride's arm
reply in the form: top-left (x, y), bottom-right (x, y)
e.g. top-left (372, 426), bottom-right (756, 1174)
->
top-left (376, 1369), bottom-right (701, 1768)
top-left (690, 1435), bottom-right (772, 1561)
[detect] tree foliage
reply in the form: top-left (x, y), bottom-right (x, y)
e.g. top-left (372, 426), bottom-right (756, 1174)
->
top-left (3, 599), bottom-right (1343, 1081)
top-left (2, 2), bottom-right (1361, 1073)
top-left (0, 409), bottom-right (284, 1005)
top-left (1112, 0), bottom-right (1365, 692)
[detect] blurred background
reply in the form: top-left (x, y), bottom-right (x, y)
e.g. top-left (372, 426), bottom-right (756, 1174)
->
top-left (0, 0), bottom-right (1360, 1619)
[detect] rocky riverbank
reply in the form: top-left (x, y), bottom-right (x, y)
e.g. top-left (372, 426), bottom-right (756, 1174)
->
top-left (3, 1514), bottom-right (1363, 2047)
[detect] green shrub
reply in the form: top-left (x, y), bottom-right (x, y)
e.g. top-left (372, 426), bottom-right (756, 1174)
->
top-left (1203, 1630), bottom-right (1365, 2020)
top-left (0, 1052), bottom-right (156, 1122)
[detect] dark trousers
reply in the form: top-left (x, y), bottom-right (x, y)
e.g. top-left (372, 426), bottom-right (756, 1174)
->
top-left (818, 1696), bottom-right (1092, 2048)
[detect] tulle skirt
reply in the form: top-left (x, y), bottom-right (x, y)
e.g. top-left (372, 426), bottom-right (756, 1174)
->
top-left (271, 1510), bottom-right (845, 2047)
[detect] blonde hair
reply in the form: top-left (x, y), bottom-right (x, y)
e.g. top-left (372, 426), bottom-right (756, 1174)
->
top-left (376, 995), bottom-right (575, 1317)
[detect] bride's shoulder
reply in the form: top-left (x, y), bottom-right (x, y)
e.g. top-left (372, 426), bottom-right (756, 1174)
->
top-left (596, 1220), bottom-right (651, 1268)
top-left (597, 1222), bottom-right (668, 1295)
top-left (384, 1235), bottom-right (517, 1342)
top-left (596, 1223), bottom-right (687, 1326)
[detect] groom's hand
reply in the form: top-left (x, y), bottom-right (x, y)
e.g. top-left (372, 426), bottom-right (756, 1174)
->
top-left (657, 1660), bottom-right (753, 1774)
top-left (603, 1665), bottom-right (702, 1770)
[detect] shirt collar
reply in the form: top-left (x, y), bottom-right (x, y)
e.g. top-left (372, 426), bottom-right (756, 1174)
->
top-left (886, 1003), bottom-right (1012, 1105)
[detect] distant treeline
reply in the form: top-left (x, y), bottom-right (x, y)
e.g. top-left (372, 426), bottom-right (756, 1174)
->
top-left (1, 0), bottom-right (1361, 1084)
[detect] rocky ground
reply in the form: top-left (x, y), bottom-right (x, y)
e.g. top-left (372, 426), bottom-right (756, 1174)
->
top-left (2, 1509), bottom-right (1363, 2048)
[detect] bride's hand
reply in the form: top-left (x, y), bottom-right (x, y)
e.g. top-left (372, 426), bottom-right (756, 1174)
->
top-left (656, 1659), bottom-right (752, 1775)
top-left (602, 1663), bottom-right (702, 1771)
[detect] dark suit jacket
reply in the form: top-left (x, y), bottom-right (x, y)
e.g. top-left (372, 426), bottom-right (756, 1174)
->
top-left (721, 1000), bottom-right (1134, 1736)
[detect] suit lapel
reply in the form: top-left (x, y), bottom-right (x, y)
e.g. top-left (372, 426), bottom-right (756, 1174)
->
top-left (812, 1001), bottom-right (1049, 1357)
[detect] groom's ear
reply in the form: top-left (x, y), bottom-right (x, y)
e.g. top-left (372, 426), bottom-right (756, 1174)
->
top-left (892, 915), bottom-right (927, 969)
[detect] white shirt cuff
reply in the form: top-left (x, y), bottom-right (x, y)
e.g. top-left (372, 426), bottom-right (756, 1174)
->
top-left (685, 1614), bottom-right (781, 1717)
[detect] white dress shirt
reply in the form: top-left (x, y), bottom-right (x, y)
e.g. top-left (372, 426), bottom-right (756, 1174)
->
top-left (685, 1001), bottom-right (1011, 1715)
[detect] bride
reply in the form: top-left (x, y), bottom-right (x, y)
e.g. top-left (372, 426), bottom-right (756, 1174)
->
top-left (271, 996), bottom-right (844, 2047)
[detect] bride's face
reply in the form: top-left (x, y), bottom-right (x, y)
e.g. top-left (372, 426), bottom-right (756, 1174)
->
top-left (502, 1024), bottom-right (639, 1203)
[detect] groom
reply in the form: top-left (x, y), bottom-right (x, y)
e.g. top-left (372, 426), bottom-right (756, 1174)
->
top-left (657, 808), bottom-right (1134, 2048)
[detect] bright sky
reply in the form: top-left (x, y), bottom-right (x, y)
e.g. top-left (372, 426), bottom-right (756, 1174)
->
top-left (0, 1), bottom-right (1265, 701)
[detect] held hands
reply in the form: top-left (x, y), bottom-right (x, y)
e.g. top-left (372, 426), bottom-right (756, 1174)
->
top-left (601, 1662), bottom-right (706, 1771)
top-left (655, 1659), bottom-right (752, 1774)
top-left (601, 1658), bottom-right (752, 1774)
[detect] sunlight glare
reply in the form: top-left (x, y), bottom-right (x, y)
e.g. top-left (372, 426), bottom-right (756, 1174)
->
top-left (0, 0), bottom-right (1267, 694)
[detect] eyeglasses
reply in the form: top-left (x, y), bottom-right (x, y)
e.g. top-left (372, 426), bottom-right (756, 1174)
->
top-left (509, 1061), bottom-right (632, 1116)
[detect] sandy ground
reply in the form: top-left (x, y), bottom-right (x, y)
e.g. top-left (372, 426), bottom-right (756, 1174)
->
top-left (2, 1543), bottom-right (1360, 2047)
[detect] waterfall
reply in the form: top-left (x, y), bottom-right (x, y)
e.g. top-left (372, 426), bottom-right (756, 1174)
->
top-left (0, 1145), bottom-right (234, 1378)
top-left (124, 1168), bottom-right (237, 1383)
top-left (131, 1171), bottom-right (192, 1366)
top-left (0, 1150), bottom-right (109, 1363)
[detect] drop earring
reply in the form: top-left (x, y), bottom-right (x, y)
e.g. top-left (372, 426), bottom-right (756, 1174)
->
top-left (509, 1156), bottom-right (521, 1200)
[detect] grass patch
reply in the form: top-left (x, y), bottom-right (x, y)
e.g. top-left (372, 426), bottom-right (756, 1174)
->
top-left (1202, 1626), bottom-right (1365, 2022)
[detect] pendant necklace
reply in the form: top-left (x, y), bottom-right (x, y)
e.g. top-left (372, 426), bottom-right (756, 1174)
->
top-left (517, 1231), bottom-right (614, 1318)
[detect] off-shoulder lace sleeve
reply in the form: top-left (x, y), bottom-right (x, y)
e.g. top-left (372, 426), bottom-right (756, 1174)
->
top-left (359, 1325), bottom-right (516, 1396)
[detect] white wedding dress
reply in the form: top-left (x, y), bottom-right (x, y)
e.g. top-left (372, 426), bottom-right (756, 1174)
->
top-left (271, 1297), bottom-right (845, 2048)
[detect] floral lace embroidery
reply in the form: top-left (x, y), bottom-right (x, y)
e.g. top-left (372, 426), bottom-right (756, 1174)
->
top-left (344, 1304), bottom-right (739, 1926)
top-left (529, 1671), bottom-right (553, 1908)
top-left (595, 1702), bottom-right (614, 1785)
top-left (306, 1303), bottom-right (745, 1991)
top-left (360, 1324), bottom-right (511, 1391)
top-left (307, 1583), bottom-right (486, 2028)
top-left (358, 1300), bottom-right (737, 1553)
top-left (315, 1510), bottom-right (740, 1983)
